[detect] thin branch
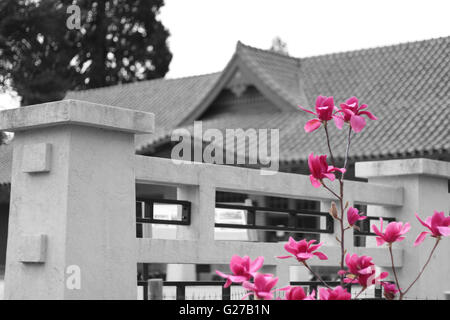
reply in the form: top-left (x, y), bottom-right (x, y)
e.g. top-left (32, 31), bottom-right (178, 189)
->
top-left (337, 125), bottom-right (353, 286)
top-left (388, 245), bottom-right (402, 296)
top-left (338, 188), bottom-right (345, 286)
top-left (321, 181), bottom-right (341, 200)
top-left (400, 238), bottom-right (440, 300)
top-left (302, 261), bottom-right (332, 289)
top-left (341, 126), bottom-right (353, 181)
top-left (323, 123), bottom-right (336, 167)
top-left (354, 286), bottom-right (366, 299)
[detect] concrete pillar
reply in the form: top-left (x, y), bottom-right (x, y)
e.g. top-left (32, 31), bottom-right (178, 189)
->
top-left (356, 159), bottom-right (450, 300)
top-left (167, 177), bottom-right (216, 281)
top-left (0, 100), bottom-right (154, 299)
top-left (176, 180), bottom-right (215, 241)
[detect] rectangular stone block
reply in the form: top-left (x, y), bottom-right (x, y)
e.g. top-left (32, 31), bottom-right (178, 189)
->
top-left (21, 143), bottom-right (52, 173)
top-left (18, 234), bottom-right (47, 263)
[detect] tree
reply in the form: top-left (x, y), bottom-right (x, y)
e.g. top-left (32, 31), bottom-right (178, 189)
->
top-left (0, 0), bottom-right (172, 106)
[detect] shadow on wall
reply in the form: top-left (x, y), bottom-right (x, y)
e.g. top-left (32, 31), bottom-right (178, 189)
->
top-left (0, 202), bottom-right (8, 299)
top-left (0, 204), bottom-right (9, 268)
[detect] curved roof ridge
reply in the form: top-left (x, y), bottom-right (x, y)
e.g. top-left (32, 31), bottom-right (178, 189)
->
top-left (236, 41), bottom-right (305, 107)
top-left (236, 41), bottom-right (301, 62)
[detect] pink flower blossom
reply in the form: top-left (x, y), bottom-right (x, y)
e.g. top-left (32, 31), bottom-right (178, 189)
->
top-left (347, 207), bottom-right (367, 226)
top-left (242, 273), bottom-right (278, 300)
top-left (414, 211), bottom-right (450, 246)
top-left (282, 286), bottom-right (315, 300)
top-left (299, 96), bottom-right (339, 132)
top-left (308, 153), bottom-right (346, 188)
top-left (341, 253), bottom-right (388, 287)
top-left (215, 255), bottom-right (264, 288)
top-left (319, 286), bottom-right (351, 300)
top-left (381, 282), bottom-right (399, 300)
top-left (277, 237), bottom-right (328, 262)
top-left (334, 96), bottom-right (378, 133)
top-left (372, 218), bottom-right (410, 246)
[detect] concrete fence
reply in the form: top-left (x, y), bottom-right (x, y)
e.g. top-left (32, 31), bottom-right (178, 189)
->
top-left (0, 100), bottom-right (449, 299)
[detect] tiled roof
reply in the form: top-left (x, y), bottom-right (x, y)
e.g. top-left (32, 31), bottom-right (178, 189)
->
top-left (138, 37), bottom-right (450, 162)
top-left (66, 72), bottom-right (221, 130)
top-left (0, 37), bottom-right (449, 185)
top-left (235, 42), bottom-right (307, 107)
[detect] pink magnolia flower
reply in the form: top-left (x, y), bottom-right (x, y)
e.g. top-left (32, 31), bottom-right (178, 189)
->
top-left (308, 153), bottom-right (346, 188)
top-left (319, 286), bottom-right (351, 300)
top-left (347, 207), bottom-right (367, 226)
top-left (414, 211), bottom-right (450, 246)
top-left (215, 255), bottom-right (264, 288)
top-left (242, 273), bottom-right (278, 300)
top-left (283, 286), bottom-right (315, 300)
top-left (277, 237), bottom-right (328, 262)
top-left (299, 96), bottom-right (339, 132)
top-left (381, 282), bottom-right (399, 300)
top-left (341, 253), bottom-right (388, 287)
top-left (334, 96), bottom-right (378, 133)
top-left (372, 218), bottom-right (410, 246)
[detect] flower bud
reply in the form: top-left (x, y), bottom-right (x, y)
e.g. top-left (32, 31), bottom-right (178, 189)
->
top-left (329, 202), bottom-right (339, 219)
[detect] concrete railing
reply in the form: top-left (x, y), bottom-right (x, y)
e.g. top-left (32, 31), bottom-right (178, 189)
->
top-left (0, 100), bottom-right (448, 299)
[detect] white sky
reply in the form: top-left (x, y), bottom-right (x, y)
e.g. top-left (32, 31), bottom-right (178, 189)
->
top-left (161, 0), bottom-right (450, 78)
top-left (1, 0), bottom-right (450, 108)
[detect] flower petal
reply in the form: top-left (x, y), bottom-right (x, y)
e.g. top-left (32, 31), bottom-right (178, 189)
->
top-left (228, 275), bottom-right (248, 283)
top-left (378, 272), bottom-right (389, 280)
top-left (414, 231), bottom-right (429, 246)
top-left (242, 281), bottom-right (256, 291)
top-left (375, 237), bottom-right (386, 246)
top-left (322, 172), bottom-right (336, 181)
top-left (313, 251), bottom-right (328, 260)
top-left (333, 115), bottom-right (344, 129)
top-left (304, 119), bottom-right (322, 133)
top-left (437, 226), bottom-right (450, 237)
top-left (372, 224), bottom-right (382, 237)
top-left (310, 175), bottom-right (322, 188)
top-left (359, 110), bottom-right (378, 120)
top-left (415, 213), bottom-right (431, 230)
top-left (250, 256), bottom-right (264, 273)
top-left (298, 106), bottom-right (317, 115)
top-left (350, 115), bottom-right (366, 133)
top-left (297, 252), bottom-right (314, 260)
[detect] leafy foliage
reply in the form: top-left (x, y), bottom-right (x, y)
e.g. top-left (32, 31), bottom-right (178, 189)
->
top-left (0, 0), bottom-right (172, 106)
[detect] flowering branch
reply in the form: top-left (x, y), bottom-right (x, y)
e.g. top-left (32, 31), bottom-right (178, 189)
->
top-left (215, 96), bottom-right (449, 301)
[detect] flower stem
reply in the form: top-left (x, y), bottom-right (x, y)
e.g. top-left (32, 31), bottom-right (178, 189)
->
top-left (302, 261), bottom-right (332, 289)
top-left (388, 245), bottom-right (402, 296)
top-left (354, 286), bottom-right (366, 299)
top-left (399, 238), bottom-right (440, 300)
top-left (321, 182), bottom-right (341, 200)
top-left (338, 188), bottom-right (345, 286)
top-left (337, 126), bottom-right (353, 286)
top-left (341, 127), bottom-right (352, 181)
top-left (323, 123), bottom-right (336, 168)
